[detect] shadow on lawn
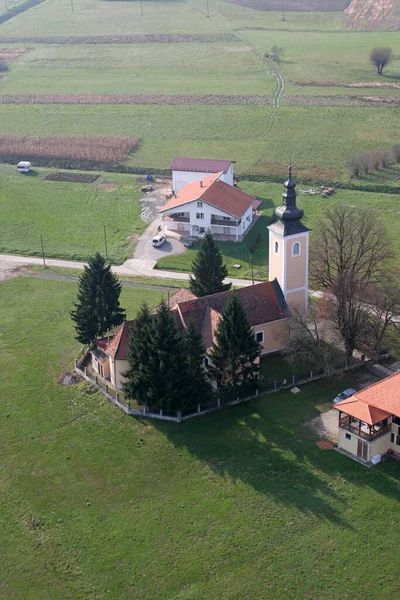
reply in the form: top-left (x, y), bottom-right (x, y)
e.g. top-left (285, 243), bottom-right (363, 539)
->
top-left (154, 382), bottom-right (400, 526)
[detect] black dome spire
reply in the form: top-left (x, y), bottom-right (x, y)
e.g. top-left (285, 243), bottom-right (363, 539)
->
top-left (269, 166), bottom-right (310, 236)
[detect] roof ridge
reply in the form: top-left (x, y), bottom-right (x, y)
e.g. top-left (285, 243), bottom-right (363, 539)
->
top-left (354, 371), bottom-right (400, 403)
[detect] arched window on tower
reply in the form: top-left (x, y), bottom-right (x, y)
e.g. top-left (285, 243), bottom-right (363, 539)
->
top-left (293, 242), bottom-right (300, 257)
top-left (274, 241), bottom-right (279, 254)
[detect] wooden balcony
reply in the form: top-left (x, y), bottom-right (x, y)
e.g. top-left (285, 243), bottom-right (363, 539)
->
top-left (339, 418), bottom-right (392, 442)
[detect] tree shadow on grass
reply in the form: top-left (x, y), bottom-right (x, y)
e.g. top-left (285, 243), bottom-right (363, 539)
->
top-left (153, 384), bottom-right (356, 527)
top-left (154, 380), bottom-right (400, 527)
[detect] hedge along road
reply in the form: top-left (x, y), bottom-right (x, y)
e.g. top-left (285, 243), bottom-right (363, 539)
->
top-left (0, 254), bottom-right (261, 287)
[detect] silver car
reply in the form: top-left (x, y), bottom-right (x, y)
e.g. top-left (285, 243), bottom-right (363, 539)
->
top-left (333, 388), bottom-right (356, 405)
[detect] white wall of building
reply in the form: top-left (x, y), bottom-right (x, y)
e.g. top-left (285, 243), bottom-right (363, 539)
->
top-left (172, 164), bottom-right (233, 192)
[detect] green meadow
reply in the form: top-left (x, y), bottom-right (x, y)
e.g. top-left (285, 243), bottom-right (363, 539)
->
top-left (1, 275), bottom-right (400, 599)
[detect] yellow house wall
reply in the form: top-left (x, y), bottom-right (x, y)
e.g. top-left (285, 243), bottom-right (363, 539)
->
top-left (268, 231), bottom-right (284, 288)
top-left (370, 432), bottom-right (392, 457)
top-left (253, 318), bottom-right (288, 355)
top-left (338, 427), bottom-right (359, 456)
top-left (285, 237), bottom-right (307, 290)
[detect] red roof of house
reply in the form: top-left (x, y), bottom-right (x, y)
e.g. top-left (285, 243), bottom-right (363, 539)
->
top-left (160, 174), bottom-right (255, 219)
top-left (170, 157), bottom-right (232, 174)
top-left (104, 321), bottom-right (133, 360)
top-left (152, 287), bottom-right (197, 314)
top-left (334, 372), bottom-right (400, 424)
top-left (177, 281), bottom-right (288, 349)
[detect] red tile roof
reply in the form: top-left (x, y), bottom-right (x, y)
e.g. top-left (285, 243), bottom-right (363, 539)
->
top-left (334, 372), bottom-right (400, 424)
top-left (170, 157), bottom-right (232, 174)
top-left (152, 288), bottom-right (198, 314)
top-left (177, 281), bottom-right (288, 349)
top-left (160, 174), bottom-right (255, 219)
top-left (105, 321), bottom-right (133, 360)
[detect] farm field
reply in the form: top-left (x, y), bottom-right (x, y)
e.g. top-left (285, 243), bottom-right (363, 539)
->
top-left (157, 180), bottom-right (400, 279)
top-left (0, 1), bottom-right (398, 182)
top-left (0, 165), bottom-right (147, 263)
top-left (1, 275), bottom-right (400, 599)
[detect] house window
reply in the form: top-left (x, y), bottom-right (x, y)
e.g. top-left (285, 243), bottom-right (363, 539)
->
top-left (223, 216), bottom-right (230, 221)
top-left (196, 212), bottom-right (204, 219)
top-left (391, 433), bottom-right (395, 443)
top-left (345, 433), bottom-right (351, 441)
top-left (293, 242), bottom-right (300, 256)
top-left (247, 215), bottom-right (250, 221)
top-left (397, 435), bottom-right (400, 446)
top-left (197, 201), bottom-right (203, 208)
top-left (223, 227), bottom-right (230, 234)
top-left (177, 223), bottom-right (185, 231)
top-left (274, 241), bottom-right (279, 254)
top-left (255, 331), bottom-right (264, 343)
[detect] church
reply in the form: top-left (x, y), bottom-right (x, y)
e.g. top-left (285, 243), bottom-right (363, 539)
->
top-left (90, 169), bottom-right (310, 390)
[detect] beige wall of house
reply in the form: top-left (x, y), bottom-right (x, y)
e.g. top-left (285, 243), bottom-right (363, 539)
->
top-left (285, 289), bottom-right (308, 311)
top-left (109, 358), bottom-right (129, 389)
top-left (91, 354), bottom-right (110, 379)
top-left (253, 318), bottom-right (288, 355)
top-left (285, 236), bottom-right (307, 290)
top-left (338, 428), bottom-right (359, 456)
top-left (370, 432), bottom-right (392, 457)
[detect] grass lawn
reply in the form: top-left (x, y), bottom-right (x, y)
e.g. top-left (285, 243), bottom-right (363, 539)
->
top-left (0, 165), bottom-right (147, 264)
top-left (157, 182), bottom-right (400, 279)
top-left (1, 276), bottom-right (400, 599)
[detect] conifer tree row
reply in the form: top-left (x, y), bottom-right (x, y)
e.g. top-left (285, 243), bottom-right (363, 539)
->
top-left (190, 231), bottom-right (231, 297)
top-left (71, 252), bottom-right (125, 345)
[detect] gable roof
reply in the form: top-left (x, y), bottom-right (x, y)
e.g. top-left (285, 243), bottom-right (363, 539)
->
top-left (160, 174), bottom-right (255, 219)
top-left (104, 321), bottom-right (133, 360)
top-left (170, 157), bottom-right (232, 174)
top-left (177, 280), bottom-right (288, 349)
top-left (152, 287), bottom-right (198, 313)
top-left (334, 372), bottom-right (400, 424)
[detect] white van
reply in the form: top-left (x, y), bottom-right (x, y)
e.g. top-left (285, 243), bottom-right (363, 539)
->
top-left (17, 161), bottom-right (32, 173)
top-left (152, 233), bottom-right (166, 247)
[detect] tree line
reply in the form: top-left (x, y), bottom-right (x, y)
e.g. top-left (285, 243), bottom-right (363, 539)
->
top-left (347, 144), bottom-right (400, 178)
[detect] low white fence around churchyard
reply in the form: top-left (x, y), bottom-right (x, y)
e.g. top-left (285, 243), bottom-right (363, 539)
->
top-left (74, 353), bottom-right (366, 424)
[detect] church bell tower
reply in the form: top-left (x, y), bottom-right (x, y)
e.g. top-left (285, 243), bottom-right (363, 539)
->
top-left (267, 167), bottom-right (310, 312)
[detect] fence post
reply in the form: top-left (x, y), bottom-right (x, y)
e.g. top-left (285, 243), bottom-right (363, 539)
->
top-left (198, 404), bottom-right (201, 413)
top-left (116, 392), bottom-right (119, 403)
top-left (217, 397), bottom-right (221, 409)
top-left (310, 371), bottom-right (313, 379)
top-left (126, 399), bottom-right (130, 411)
top-left (95, 376), bottom-right (98, 385)
top-left (74, 358), bottom-right (77, 369)
top-left (177, 410), bottom-right (182, 422)
top-left (84, 367), bottom-right (87, 376)
top-left (256, 388), bottom-right (259, 396)
top-left (160, 409), bottom-right (163, 417)
top-left (105, 384), bottom-right (108, 394)
top-left (292, 375), bottom-right (295, 384)
top-left (274, 380), bottom-right (277, 391)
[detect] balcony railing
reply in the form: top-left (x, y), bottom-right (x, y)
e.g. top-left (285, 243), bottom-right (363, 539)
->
top-left (164, 215), bottom-right (190, 223)
top-left (339, 419), bottom-right (392, 442)
top-left (211, 217), bottom-right (239, 227)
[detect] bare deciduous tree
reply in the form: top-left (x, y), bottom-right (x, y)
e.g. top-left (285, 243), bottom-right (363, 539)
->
top-left (369, 47), bottom-right (393, 75)
top-left (364, 276), bottom-right (400, 354)
top-left (310, 205), bottom-right (394, 359)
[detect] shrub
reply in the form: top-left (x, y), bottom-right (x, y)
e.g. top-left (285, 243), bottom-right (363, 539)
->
top-left (347, 153), bottom-right (363, 177)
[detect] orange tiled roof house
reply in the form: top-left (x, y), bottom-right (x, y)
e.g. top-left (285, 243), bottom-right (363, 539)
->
top-left (90, 169), bottom-right (310, 391)
top-left (333, 372), bottom-right (400, 464)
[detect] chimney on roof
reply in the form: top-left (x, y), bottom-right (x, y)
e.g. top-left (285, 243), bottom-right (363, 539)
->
top-left (200, 180), bottom-right (203, 188)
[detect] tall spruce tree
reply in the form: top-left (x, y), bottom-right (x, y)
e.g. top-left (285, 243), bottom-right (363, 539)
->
top-left (209, 294), bottom-right (260, 394)
top-left (190, 231), bottom-right (231, 297)
top-left (185, 319), bottom-right (213, 406)
top-left (123, 302), bottom-right (153, 405)
top-left (71, 252), bottom-right (125, 345)
top-left (146, 303), bottom-right (191, 413)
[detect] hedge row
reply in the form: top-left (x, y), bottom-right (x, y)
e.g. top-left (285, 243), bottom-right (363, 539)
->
top-left (0, 0), bottom-right (46, 25)
top-left (1, 155), bottom-right (398, 194)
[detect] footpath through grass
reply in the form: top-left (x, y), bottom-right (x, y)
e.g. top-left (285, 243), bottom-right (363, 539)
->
top-left (1, 276), bottom-right (399, 599)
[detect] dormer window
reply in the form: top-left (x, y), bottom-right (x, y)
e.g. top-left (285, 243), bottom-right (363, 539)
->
top-left (274, 241), bottom-right (279, 254)
top-left (293, 242), bottom-right (300, 257)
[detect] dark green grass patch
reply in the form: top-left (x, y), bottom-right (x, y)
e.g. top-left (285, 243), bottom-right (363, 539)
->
top-left (1, 276), bottom-right (400, 599)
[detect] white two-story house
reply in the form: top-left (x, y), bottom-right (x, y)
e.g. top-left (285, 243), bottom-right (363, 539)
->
top-left (170, 157), bottom-right (234, 192)
top-left (159, 172), bottom-right (259, 242)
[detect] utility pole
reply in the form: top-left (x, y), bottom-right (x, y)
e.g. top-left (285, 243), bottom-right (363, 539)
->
top-left (206, 0), bottom-right (210, 18)
top-left (40, 235), bottom-right (46, 268)
top-left (103, 225), bottom-right (108, 261)
top-left (70, 0), bottom-right (74, 13)
top-left (382, 0), bottom-right (385, 21)
top-left (282, 0), bottom-right (285, 21)
top-left (140, 1), bottom-right (144, 16)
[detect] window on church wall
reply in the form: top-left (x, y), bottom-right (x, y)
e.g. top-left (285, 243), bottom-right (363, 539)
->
top-left (274, 241), bottom-right (279, 255)
top-left (292, 242), bottom-right (300, 257)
